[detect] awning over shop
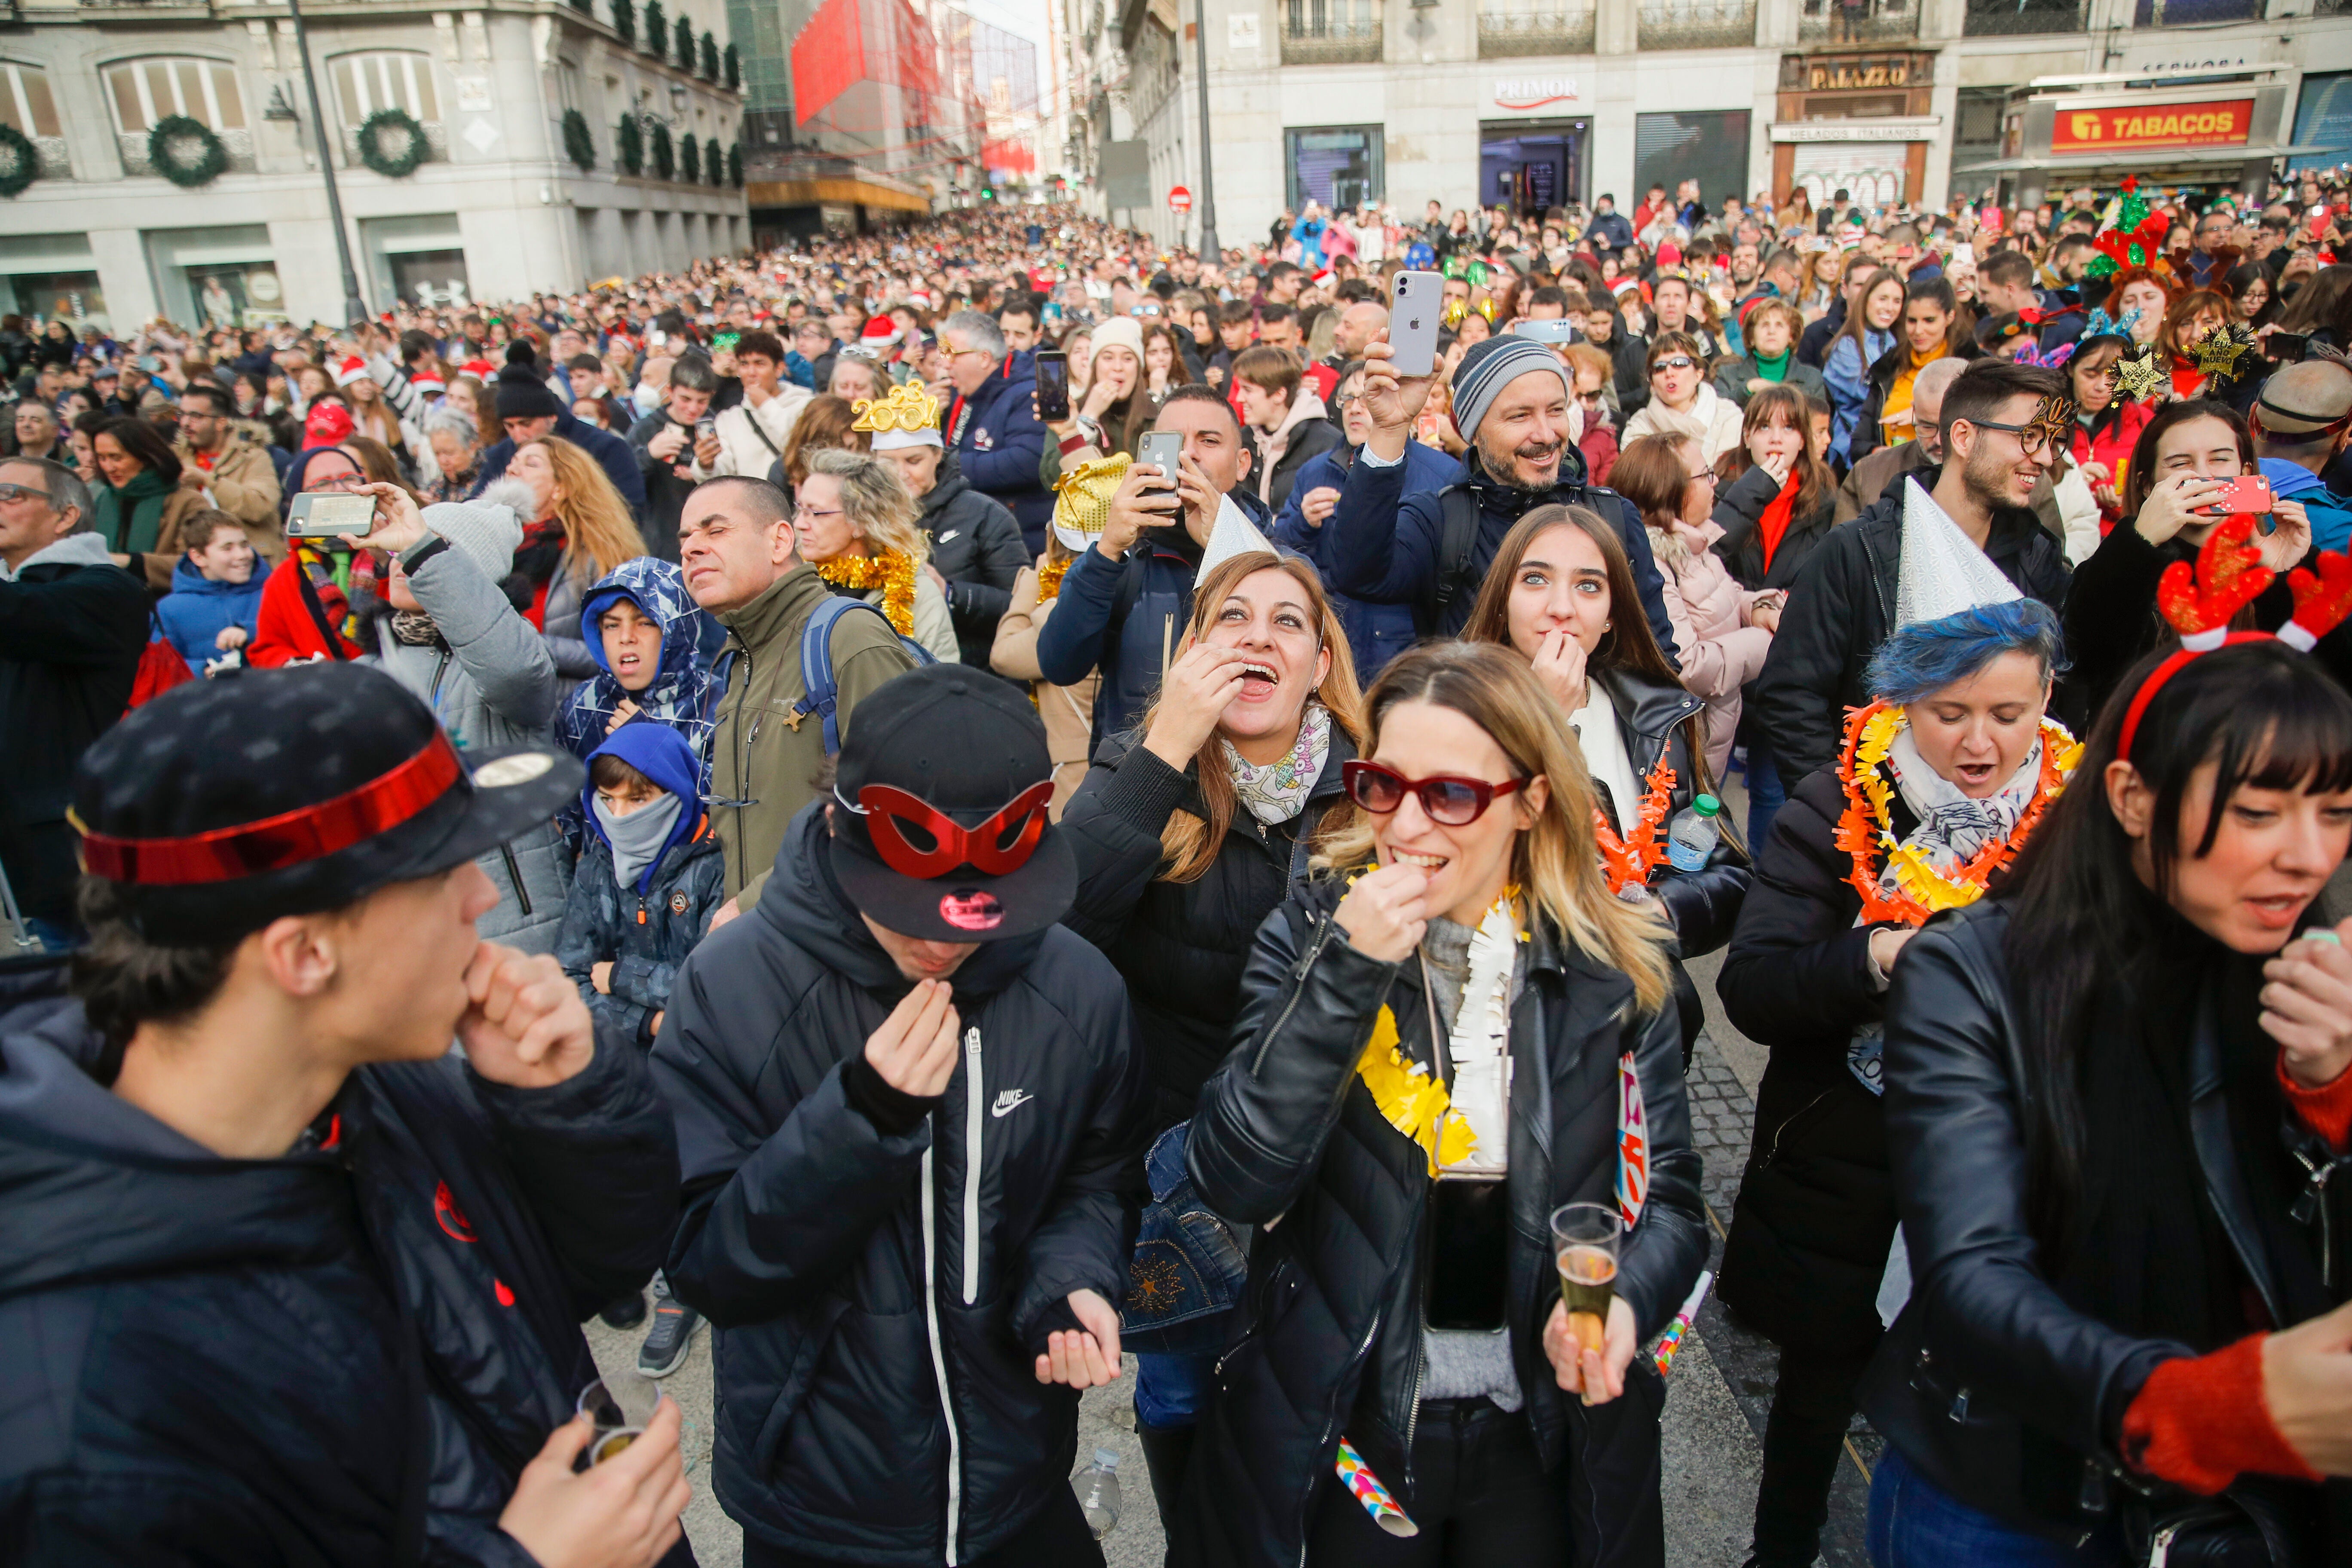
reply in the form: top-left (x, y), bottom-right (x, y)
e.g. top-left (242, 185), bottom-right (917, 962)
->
top-left (744, 177), bottom-right (931, 214)
top-left (1954, 141), bottom-right (2341, 174)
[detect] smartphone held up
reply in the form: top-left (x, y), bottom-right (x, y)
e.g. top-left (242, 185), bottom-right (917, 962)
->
top-left (285, 491), bottom-right (378, 539)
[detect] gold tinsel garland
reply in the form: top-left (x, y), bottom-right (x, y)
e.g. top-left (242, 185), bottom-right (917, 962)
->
top-left (815, 549), bottom-right (917, 636)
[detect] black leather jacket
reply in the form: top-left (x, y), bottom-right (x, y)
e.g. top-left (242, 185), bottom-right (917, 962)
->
top-left (1177, 879), bottom-right (1708, 1568)
top-left (1857, 900), bottom-right (2348, 1538)
top-left (1593, 663), bottom-right (1749, 959)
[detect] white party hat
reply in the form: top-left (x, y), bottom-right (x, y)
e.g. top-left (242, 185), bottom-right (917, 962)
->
top-left (1894, 477), bottom-right (2021, 630)
top-left (1195, 490), bottom-right (1277, 581)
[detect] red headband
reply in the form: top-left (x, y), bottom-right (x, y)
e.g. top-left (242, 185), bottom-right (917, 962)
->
top-left (76, 732), bottom-right (463, 886)
top-left (2116, 517), bottom-right (2352, 760)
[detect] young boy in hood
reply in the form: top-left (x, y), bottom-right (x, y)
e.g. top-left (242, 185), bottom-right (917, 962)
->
top-left (154, 509), bottom-right (264, 668)
top-left (555, 556), bottom-right (719, 783)
top-left (554, 718), bottom-right (724, 1376)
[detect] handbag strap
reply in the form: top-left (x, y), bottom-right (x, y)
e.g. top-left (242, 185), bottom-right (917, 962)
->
top-left (294, 558), bottom-right (351, 662)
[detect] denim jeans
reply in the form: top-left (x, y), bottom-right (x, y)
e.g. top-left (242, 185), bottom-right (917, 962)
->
top-left (1135, 1349), bottom-right (1212, 1428)
top-left (1868, 1445), bottom-right (2121, 1568)
top-left (1744, 738), bottom-right (1788, 855)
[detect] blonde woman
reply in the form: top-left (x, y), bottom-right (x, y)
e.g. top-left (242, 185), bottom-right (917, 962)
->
top-left (1181, 639), bottom-right (1704, 1567)
top-left (793, 446), bottom-right (958, 662)
top-left (507, 435), bottom-right (650, 678)
top-left (1059, 550), bottom-right (1365, 1520)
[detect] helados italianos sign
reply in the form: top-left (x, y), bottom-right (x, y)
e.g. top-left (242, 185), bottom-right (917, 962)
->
top-left (2051, 98), bottom-right (2254, 153)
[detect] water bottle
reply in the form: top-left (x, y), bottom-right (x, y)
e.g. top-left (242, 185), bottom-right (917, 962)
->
top-left (1665, 793), bottom-right (1722, 873)
top-left (1074, 1448), bottom-right (1122, 1540)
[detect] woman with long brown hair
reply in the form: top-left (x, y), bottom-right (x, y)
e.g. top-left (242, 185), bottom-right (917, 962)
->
top-left (776, 393), bottom-right (870, 496)
top-left (1059, 550), bottom-right (1365, 1524)
top-left (506, 433), bottom-right (649, 678)
top-left (1181, 639), bottom-right (1704, 1568)
top-left (1711, 383), bottom-right (1840, 591)
top-left (2160, 287), bottom-right (2233, 401)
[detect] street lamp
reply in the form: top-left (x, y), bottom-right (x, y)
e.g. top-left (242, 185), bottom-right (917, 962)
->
top-left (284, 0), bottom-right (369, 324)
top-left (1192, 0), bottom-right (1217, 263)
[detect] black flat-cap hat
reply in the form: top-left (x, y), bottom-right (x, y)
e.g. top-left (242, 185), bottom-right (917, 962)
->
top-left (73, 663), bottom-right (580, 943)
top-left (827, 665), bottom-right (1075, 943)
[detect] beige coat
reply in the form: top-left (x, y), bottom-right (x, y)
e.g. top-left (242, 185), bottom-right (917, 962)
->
top-left (991, 562), bottom-right (1100, 818)
top-left (175, 431), bottom-right (286, 561)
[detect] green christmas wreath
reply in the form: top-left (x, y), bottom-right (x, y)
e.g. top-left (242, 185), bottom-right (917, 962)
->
top-left (615, 113), bottom-right (643, 175)
top-left (148, 115), bottom-right (229, 188)
top-left (648, 122), bottom-right (673, 181)
top-left (356, 108), bottom-right (429, 178)
top-left (674, 15), bottom-right (695, 68)
top-left (680, 132), bottom-right (700, 184)
top-left (723, 43), bottom-right (740, 89)
top-left (562, 108), bottom-right (596, 172)
top-left (0, 124), bottom-right (37, 198)
top-left (610, 0), bottom-right (636, 46)
top-left (727, 141), bottom-right (742, 188)
top-left (643, 0), bottom-right (666, 59)
top-left (699, 32), bottom-right (720, 80)
top-left (708, 138), bottom-right (725, 186)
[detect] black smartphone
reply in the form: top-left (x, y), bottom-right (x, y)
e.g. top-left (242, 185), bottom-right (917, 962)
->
top-left (1425, 1179), bottom-right (1510, 1331)
top-left (2270, 331), bottom-right (2312, 362)
top-left (1035, 350), bottom-right (1070, 421)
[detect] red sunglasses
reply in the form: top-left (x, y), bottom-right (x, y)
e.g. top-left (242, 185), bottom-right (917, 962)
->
top-left (1341, 760), bottom-right (1524, 827)
top-left (848, 781), bottom-right (1055, 879)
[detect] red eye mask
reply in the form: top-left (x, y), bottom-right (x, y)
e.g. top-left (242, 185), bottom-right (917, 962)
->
top-left (852, 781), bottom-right (1054, 879)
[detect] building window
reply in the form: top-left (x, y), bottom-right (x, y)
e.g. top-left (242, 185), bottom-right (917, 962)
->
top-left (104, 58), bottom-right (246, 134)
top-left (1285, 125), bottom-right (1382, 212)
top-left (0, 62), bottom-right (60, 138)
top-left (1633, 109), bottom-right (1750, 215)
top-left (2294, 73), bottom-right (2352, 176)
top-left (331, 52), bottom-right (440, 123)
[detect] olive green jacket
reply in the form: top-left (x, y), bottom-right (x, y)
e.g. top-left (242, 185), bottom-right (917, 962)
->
top-left (710, 564), bottom-right (918, 903)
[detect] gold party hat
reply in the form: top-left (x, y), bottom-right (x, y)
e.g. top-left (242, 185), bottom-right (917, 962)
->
top-left (851, 380), bottom-right (942, 435)
top-left (1051, 454), bottom-right (1131, 550)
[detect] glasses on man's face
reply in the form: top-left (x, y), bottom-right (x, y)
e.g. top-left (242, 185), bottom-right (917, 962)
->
top-left (309, 472), bottom-right (370, 491)
top-left (1964, 417), bottom-right (2060, 457)
top-left (1342, 760), bottom-right (1525, 827)
top-left (1687, 468), bottom-right (1718, 485)
top-left (1577, 389), bottom-right (1606, 405)
top-left (1651, 356), bottom-right (1697, 375)
top-left (0, 482), bottom-right (52, 504)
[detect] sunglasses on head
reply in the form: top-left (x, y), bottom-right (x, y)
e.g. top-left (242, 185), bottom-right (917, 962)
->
top-left (839, 781), bottom-right (1054, 879)
top-left (1341, 760), bottom-right (1524, 827)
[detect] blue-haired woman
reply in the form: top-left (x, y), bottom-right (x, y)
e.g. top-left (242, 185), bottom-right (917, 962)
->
top-left (1715, 599), bottom-right (2078, 1568)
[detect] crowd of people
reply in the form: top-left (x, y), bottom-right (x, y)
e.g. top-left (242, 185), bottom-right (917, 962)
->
top-left (6, 167), bottom-right (2352, 1568)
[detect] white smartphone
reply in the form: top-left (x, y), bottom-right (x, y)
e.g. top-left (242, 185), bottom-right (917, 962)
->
top-left (1389, 270), bottom-right (1443, 378)
top-left (285, 492), bottom-right (378, 538)
top-left (1514, 319), bottom-right (1577, 345)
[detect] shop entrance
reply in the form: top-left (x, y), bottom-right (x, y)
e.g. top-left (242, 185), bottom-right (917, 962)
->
top-left (1479, 118), bottom-right (1590, 219)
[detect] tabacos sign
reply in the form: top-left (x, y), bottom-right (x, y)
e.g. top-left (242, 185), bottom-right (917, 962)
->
top-left (1494, 78), bottom-right (1579, 111)
top-left (2051, 98), bottom-right (2254, 153)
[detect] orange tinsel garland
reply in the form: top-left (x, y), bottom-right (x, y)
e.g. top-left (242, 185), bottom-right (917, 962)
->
top-left (1595, 757), bottom-right (1677, 895)
top-left (1831, 700), bottom-right (2071, 927)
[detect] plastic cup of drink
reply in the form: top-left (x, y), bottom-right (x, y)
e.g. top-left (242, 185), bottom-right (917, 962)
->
top-left (1550, 1201), bottom-right (1621, 1364)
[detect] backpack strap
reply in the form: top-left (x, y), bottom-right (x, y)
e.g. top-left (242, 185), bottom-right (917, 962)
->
top-left (293, 559), bottom-right (351, 661)
top-left (1430, 484), bottom-right (1482, 623)
top-left (793, 595), bottom-right (934, 753)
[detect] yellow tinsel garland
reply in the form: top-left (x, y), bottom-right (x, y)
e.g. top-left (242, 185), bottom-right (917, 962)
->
top-left (1035, 554), bottom-right (1072, 603)
top-left (815, 549), bottom-right (917, 637)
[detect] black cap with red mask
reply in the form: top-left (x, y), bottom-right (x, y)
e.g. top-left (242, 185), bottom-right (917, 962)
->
top-left (827, 666), bottom-right (1076, 942)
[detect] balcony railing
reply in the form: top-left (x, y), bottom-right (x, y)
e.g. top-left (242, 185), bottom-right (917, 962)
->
top-left (1479, 1), bottom-right (1599, 56)
top-left (1283, 0), bottom-right (1382, 63)
top-left (1961, 0), bottom-right (2086, 34)
top-left (2133, 0), bottom-right (2259, 22)
top-left (1798, 0), bottom-right (1917, 41)
top-left (1637, 0), bottom-right (1757, 47)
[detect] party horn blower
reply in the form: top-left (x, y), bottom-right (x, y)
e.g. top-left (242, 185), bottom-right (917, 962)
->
top-left (1651, 1270), bottom-right (1714, 1377)
top-left (1334, 1438), bottom-right (1419, 1537)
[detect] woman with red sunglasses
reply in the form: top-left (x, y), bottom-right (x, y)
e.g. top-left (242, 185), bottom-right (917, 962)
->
top-left (1178, 640), bottom-right (1706, 1568)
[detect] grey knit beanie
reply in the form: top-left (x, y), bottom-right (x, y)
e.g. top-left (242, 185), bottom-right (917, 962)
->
top-left (1449, 336), bottom-right (1574, 444)
top-left (419, 477), bottom-right (534, 581)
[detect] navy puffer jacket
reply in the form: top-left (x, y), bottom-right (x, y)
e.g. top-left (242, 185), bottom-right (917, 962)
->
top-left (0, 958), bottom-right (683, 1566)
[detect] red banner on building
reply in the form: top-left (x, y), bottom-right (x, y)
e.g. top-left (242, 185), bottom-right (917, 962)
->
top-left (2050, 98), bottom-right (2254, 154)
top-left (791, 0), bottom-right (866, 126)
top-left (982, 136), bottom-right (1035, 174)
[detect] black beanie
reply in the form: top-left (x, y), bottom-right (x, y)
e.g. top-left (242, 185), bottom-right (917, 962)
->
top-left (494, 341), bottom-right (565, 424)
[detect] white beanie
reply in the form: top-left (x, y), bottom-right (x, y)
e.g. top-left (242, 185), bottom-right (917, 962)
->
top-left (1090, 316), bottom-right (1147, 367)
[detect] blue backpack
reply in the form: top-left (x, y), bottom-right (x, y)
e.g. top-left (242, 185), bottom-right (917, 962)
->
top-left (791, 594), bottom-right (935, 753)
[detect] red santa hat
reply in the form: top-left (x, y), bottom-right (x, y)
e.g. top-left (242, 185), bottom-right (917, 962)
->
top-left (332, 354), bottom-right (371, 389)
top-left (459, 358), bottom-right (496, 380)
top-left (859, 315), bottom-right (902, 350)
top-left (408, 368), bottom-right (447, 396)
top-left (304, 401), bottom-right (355, 446)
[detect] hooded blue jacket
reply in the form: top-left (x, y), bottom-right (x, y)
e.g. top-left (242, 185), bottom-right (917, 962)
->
top-left (555, 557), bottom-right (720, 786)
top-left (1273, 441), bottom-right (1458, 681)
top-left (554, 722), bottom-right (725, 1046)
top-left (153, 557), bottom-right (266, 667)
top-left (2262, 458), bottom-right (2352, 555)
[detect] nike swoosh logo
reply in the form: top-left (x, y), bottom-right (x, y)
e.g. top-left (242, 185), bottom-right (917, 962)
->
top-left (940, 530), bottom-right (960, 542)
top-left (990, 1090), bottom-right (1033, 1118)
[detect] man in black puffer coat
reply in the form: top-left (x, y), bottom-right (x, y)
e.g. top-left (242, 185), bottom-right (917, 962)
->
top-left (654, 667), bottom-right (1148, 1567)
top-left (0, 665), bottom-right (690, 1568)
top-left (1750, 361), bottom-right (2072, 784)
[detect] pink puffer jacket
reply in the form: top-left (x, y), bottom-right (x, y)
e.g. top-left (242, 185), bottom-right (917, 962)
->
top-left (1650, 518), bottom-right (1773, 777)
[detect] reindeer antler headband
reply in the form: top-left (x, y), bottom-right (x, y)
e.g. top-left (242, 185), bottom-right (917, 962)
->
top-left (2117, 517), bottom-right (2352, 760)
